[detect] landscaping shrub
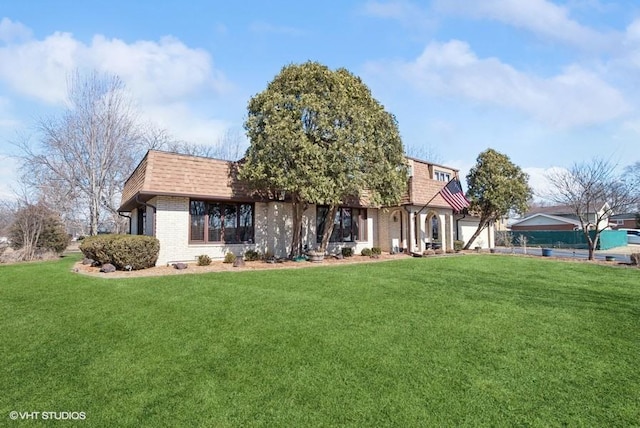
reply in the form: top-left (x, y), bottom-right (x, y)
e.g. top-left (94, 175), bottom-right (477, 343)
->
top-left (341, 247), bottom-right (354, 258)
top-left (8, 204), bottom-right (70, 259)
top-left (197, 254), bottom-right (212, 266)
top-left (244, 249), bottom-right (260, 261)
top-left (371, 247), bottom-right (382, 256)
top-left (454, 240), bottom-right (464, 251)
top-left (434, 249), bottom-right (444, 255)
top-left (223, 252), bottom-right (237, 264)
top-left (80, 234), bottom-right (159, 270)
top-left (361, 248), bottom-right (373, 257)
top-left (423, 249), bottom-right (435, 256)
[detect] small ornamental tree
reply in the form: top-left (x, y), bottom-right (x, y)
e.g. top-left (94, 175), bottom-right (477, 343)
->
top-left (240, 61), bottom-right (407, 257)
top-left (547, 158), bottom-right (639, 260)
top-left (464, 149), bottom-right (532, 250)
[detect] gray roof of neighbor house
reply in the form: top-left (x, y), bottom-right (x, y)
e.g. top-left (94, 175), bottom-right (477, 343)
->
top-left (609, 212), bottom-right (638, 220)
top-left (525, 202), bottom-right (608, 216)
top-left (510, 213), bottom-right (581, 227)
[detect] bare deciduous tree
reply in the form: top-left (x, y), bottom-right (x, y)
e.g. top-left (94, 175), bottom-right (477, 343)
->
top-left (405, 144), bottom-right (442, 164)
top-left (163, 128), bottom-right (246, 161)
top-left (17, 71), bottom-right (145, 235)
top-left (546, 158), bottom-right (639, 260)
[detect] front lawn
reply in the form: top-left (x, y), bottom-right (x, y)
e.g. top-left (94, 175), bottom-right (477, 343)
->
top-left (1, 255), bottom-right (638, 426)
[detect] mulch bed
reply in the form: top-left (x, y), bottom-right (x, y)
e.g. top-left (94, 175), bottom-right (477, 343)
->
top-left (73, 253), bottom-right (416, 279)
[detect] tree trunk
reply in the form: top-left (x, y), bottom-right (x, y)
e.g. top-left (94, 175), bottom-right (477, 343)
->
top-left (462, 217), bottom-right (491, 250)
top-left (288, 196), bottom-right (305, 259)
top-left (89, 195), bottom-right (100, 236)
top-left (319, 205), bottom-right (339, 253)
top-left (584, 229), bottom-right (599, 261)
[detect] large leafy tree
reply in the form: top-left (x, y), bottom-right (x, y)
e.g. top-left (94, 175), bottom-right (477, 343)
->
top-left (547, 158), bottom-right (639, 260)
top-left (240, 61), bottom-right (407, 257)
top-left (465, 148), bottom-right (532, 250)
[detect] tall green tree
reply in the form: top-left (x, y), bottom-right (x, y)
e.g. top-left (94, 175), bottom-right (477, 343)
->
top-left (240, 61), bottom-right (407, 257)
top-left (464, 149), bottom-right (532, 250)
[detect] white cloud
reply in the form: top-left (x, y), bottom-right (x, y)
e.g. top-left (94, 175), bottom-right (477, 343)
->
top-left (87, 35), bottom-right (229, 103)
top-left (523, 166), bottom-right (567, 200)
top-left (0, 97), bottom-right (20, 129)
top-left (142, 102), bottom-right (231, 146)
top-left (0, 17), bottom-right (31, 43)
top-left (389, 40), bottom-right (630, 128)
top-left (0, 154), bottom-right (18, 200)
top-left (0, 22), bottom-right (235, 148)
top-left (433, 0), bottom-right (614, 50)
top-left (0, 31), bottom-right (229, 105)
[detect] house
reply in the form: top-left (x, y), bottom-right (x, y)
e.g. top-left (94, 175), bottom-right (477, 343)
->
top-left (510, 203), bottom-right (611, 232)
top-left (118, 150), bottom-right (492, 265)
top-left (608, 213), bottom-right (639, 229)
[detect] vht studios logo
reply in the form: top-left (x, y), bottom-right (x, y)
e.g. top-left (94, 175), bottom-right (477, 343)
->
top-left (9, 411), bottom-right (86, 420)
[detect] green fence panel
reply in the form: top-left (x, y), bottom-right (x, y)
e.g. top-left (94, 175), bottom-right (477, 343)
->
top-left (597, 230), bottom-right (627, 250)
top-left (511, 231), bottom-right (588, 249)
top-left (510, 230), bottom-right (628, 250)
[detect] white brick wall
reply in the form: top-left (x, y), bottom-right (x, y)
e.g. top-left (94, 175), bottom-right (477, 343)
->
top-left (149, 196), bottom-right (478, 265)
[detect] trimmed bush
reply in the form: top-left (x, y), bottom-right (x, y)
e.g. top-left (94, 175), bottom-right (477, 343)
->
top-left (361, 248), bottom-right (373, 257)
top-left (80, 234), bottom-right (159, 270)
top-left (9, 204), bottom-right (70, 257)
top-left (244, 249), bottom-right (260, 261)
top-left (454, 240), bottom-right (464, 252)
top-left (223, 252), bottom-right (237, 264)
top-left (371, 247), bottom-right (382, 256)
top-left (197, 254), bottom-right (212, 266)
top-left (341, 247), bottom-right (354, 258)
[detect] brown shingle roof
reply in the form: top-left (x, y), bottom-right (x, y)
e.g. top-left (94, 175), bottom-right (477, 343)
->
top-left (119, 151), bottom-right (463, 212)
top-left (119, 150), bottom-right (252, 211)
top-left (407, 159), bottom-right (456, 208)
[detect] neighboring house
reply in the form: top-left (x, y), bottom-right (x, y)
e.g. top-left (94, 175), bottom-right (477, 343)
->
top-left (510, 213), bottom-right (582, 231)
top-left (118, 150), bottom-right (493, 265)
top-left (608, 213), bottom-right (639, 229)
top-left (510, 203), bottom-right (611, 232)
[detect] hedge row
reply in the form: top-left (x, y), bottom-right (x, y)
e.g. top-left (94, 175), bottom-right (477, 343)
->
top-left (80, 234), bottom-right (160, 270)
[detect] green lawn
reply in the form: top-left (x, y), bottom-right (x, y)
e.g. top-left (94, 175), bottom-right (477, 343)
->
top-left (1, 255), bottom-right (638, 427)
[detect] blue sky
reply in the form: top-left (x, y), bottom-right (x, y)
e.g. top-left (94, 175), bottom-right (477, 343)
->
top-left (1, 0), bottom-right (640, 200)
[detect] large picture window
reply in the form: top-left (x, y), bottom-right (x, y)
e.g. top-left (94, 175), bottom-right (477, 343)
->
top-left (316, 206), bottom-right (366, 243)
top-left (190, 200), bottom-right (254, 244)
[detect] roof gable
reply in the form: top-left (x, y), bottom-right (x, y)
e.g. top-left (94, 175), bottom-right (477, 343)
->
top-left (511, 213), bottom-right (581, 227)
top-left (119, 150), bottom-right (252, 211)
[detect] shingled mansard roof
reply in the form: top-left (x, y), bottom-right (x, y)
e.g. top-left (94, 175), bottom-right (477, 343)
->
top-left (119, 150), bottom-right (459, 212)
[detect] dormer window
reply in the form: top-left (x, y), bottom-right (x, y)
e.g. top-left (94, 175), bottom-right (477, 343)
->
top-left (434, 170), bottom-right (450, 182)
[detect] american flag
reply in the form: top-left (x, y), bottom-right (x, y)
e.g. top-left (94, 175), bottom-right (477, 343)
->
top-left (439, 178), bottom-right (470, 212)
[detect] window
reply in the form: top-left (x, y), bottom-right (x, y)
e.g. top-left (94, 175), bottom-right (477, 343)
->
top-left (434, 170), bottom-right (450, 182)
top-left (137, 208), bottom-right (146, 236)
top-left (431, 215), bottom-right (439, 241)
top-left (190, 200), bottom-right (254, 243)
top-left (316, 206), bottom-right (366, 243)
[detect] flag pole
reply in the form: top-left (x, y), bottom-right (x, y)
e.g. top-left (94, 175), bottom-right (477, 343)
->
top-left (414, 176), bottom-right (457, 216)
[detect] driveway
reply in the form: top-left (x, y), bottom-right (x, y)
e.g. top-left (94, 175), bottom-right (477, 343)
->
top-left (494, 244), bottom-right (639, 264)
